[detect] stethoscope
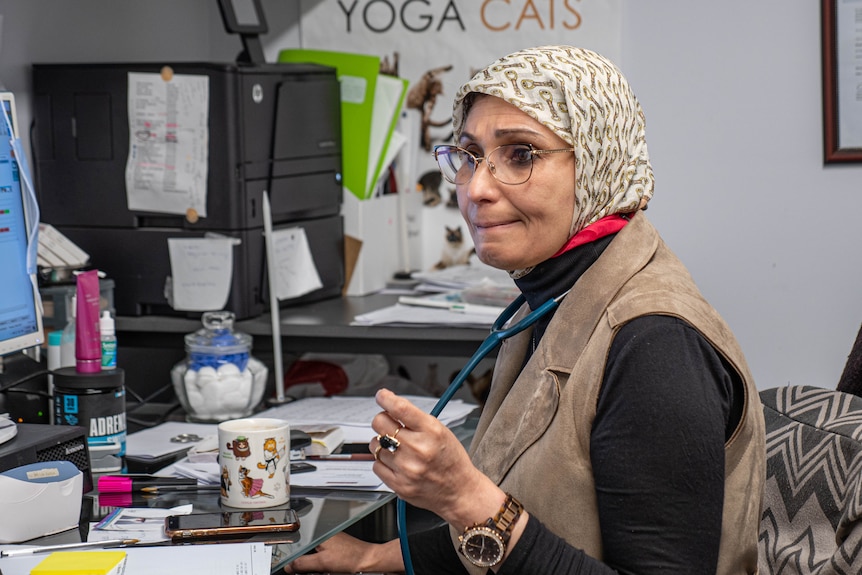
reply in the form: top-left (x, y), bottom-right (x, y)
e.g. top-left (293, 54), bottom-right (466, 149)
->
top-left (397, 289), bottom-right (570, 575)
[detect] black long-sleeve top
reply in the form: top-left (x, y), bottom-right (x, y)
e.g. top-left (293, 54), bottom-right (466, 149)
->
top-left (406, 233), bottom-right (744, 574)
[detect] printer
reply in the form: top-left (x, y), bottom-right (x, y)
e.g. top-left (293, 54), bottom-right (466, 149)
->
top-left (32, 61), bottom-right (344, 319)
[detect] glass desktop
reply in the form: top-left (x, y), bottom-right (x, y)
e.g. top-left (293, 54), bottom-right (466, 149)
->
top-left (73, 486), bottom-right (396, 574)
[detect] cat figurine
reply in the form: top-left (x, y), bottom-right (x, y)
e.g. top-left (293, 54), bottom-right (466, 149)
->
top-left (450, 367), bottom-right (494, 407)
top-left (432, 226), bottom-right (475, 270)
top-left (417, 170), bottom-right (443, 207)
top-left (446, 188), bottom-right (459, 209)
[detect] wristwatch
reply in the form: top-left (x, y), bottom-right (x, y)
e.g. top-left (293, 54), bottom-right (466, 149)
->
top-left (458, 493), bottom-right (524, 568)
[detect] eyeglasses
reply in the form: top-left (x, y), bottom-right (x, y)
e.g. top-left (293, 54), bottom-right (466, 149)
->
top-left (433, 144), bottom-right (575, 185)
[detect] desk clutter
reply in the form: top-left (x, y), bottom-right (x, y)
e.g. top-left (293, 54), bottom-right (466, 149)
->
top-left (356, 263), bottom-right (520, 328)
top-left (124, 395), bottom-right (476, 492)
top-left (0, 541), bottom-right (273, 575)
top-left (0, 394), bottom-right (475, 574)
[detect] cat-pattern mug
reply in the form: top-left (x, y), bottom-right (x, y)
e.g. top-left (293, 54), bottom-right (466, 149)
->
top-left (218, 418), bottom-right (290, 508)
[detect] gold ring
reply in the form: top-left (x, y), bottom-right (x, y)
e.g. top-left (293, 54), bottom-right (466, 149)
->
top-left (392, 427), bottom-right (401, 438)
top-left (374, 444), bottom-right (383, 460)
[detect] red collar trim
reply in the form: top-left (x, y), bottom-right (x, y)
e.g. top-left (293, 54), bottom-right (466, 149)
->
top-left (552, 214), bottom-right (630, 258)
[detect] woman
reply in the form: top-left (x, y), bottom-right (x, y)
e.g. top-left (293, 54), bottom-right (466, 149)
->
top-left (286, 45), bottom-right (765, 574)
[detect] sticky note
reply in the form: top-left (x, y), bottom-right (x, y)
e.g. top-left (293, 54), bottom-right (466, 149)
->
top-left (30, 551), bottom-right (127, 575)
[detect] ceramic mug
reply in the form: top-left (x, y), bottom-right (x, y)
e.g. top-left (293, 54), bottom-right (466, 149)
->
top-left (218, 417), bottom-right (290, 508)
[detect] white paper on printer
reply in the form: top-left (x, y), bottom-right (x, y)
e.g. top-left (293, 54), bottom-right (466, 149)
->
top-left (272, 227), bottom-right (323, 300)
top-left (125, 72), bottom-right (209, 217)
top-left (167, 237), bottom-right (234, 311)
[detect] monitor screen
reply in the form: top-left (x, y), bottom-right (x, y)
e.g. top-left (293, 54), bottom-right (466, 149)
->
top-left (218, 0), bottom-right (267, 33)
top-left (0, 92), bottom-right (44, 356)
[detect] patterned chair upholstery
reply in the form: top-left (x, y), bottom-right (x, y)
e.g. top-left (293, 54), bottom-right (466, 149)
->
top-left (758, 385), bottom-right (862, 574)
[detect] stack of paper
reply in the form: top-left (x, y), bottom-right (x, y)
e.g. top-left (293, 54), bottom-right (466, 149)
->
top-left (351, 303), bottom-right (500, 328)
top-left (295, 424), bottom-right (344, 456)
top-left (258, 395), bottom-right (476, 444)
top-left (0, 542), bottom-right (271, 575)
top-left (37, 223), bottom-right (89, 269)
top-left (411, 264), bottom-right (514, 291)
top-left (125, 422), bottom-right (216, 463)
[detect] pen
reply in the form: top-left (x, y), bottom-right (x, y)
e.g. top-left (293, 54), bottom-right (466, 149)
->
top-left (140, 484), bottom-right (221, 493)
top-left (98, 474), bottom-right (198, 493)
top-left (307, 453), bottom-right (375, 461)
top-left (447, 303), bottom-right (503, 315)
top-left (0, 538), bottom-right (139, 558)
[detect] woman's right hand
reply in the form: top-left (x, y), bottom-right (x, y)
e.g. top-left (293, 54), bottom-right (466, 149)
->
top-left (283, 532), bottom-right (403, 574)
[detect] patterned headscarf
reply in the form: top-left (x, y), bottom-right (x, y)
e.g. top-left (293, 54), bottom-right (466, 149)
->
top-left (452, 45), bottom-right (655, 240)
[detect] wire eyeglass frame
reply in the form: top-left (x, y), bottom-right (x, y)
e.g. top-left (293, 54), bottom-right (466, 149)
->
top-left (433, 143), bottom-right (575, 185)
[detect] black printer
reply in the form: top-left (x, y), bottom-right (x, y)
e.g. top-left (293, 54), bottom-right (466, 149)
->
top-left (32, 61), bottom-right (344, 319)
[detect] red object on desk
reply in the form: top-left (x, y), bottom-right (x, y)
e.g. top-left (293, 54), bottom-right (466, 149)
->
top-left (283, 360), bottom-right (349, 397)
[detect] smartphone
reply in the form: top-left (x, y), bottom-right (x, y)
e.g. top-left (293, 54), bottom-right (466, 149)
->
top-left (290, 461), bottom-right (316, 474)
top-left (164, 508), bottom-right (300, 541)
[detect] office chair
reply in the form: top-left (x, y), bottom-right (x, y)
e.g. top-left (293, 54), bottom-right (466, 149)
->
top-left (836, 322), bottom-right (862, 397)
top-left (758, 385), bottom-right (862, 573)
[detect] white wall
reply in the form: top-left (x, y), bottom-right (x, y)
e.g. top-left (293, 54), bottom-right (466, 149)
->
top-left (0, 0), bottom-right (301, 137)
top-left (1, 0), bottom-right (859, 390)
top-left (621, 2), bottom-right (862, 390)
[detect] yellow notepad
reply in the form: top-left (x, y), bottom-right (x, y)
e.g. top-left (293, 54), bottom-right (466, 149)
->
top-left (30, 551), bottom-right (127, 575)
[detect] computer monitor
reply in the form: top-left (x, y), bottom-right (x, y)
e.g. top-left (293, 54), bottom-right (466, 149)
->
top-left (217, 0), bottom-right (268, 64)
top-left (0, 92), bottom-right (44, 357)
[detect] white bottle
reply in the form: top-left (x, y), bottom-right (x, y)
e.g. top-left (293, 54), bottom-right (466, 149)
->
top-left (100, 310), bottom-right (117, 370)
top-left (59, 294), bottom-right (76, 368)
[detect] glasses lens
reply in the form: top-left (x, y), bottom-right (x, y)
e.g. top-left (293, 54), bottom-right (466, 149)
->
top-left (435, 146), bottom-right (475, 184)
top-left (487, 145), bottom-right (534, 185)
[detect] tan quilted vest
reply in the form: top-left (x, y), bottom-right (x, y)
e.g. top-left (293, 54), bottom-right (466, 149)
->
top-left (451, 213), bottom-right (765, 574)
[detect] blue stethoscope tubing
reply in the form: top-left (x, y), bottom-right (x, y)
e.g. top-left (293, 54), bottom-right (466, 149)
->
top-left (397, 290), bottom-right (568, 575)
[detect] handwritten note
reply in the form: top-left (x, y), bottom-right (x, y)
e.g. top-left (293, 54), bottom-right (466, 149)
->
top-left (167, 237), bottom-right (235, 311)
top-left (125, 72), bottom-right (209, 217)
top-left (271, 227), bottom-right (323, 300)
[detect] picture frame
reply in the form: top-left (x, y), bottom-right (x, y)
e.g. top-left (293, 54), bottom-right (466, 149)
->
top-left (822, 0), bottom-right (862, 163)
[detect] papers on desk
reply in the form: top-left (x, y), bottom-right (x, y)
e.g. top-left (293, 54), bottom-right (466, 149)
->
top-left (125, 422), bottom-right (216, 463)
top-left (411, 263), bottom-right (513, 291)
top-left (290, 460), bottom-right (387, 491)
top-left (257, 394), bottom-right (476, 432)
top-left (360, 264), bottom-right (519, 327)
top-left (0, 542), bottom-right (271, 575)
top-left (90, 505), bottom-right (193, 544)
top-left (128, 395), bottom-right (477, 490)
top-left (352, 302), bottom-right (500, 328)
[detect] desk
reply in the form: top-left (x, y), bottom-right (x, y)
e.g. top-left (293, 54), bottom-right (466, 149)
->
top-left (9, 488), bottom-right (396, 575)
top-left (115, 294), bottom-right (495, 400)
top-left (116, 293), bottom-right (492, 358)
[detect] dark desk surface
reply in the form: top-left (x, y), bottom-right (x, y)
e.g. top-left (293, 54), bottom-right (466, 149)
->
top-left (116, 293), bottom-right (492, 358)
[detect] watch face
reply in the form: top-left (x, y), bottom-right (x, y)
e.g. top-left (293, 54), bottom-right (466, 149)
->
top-left (461, 527), bottom-right (505, 568)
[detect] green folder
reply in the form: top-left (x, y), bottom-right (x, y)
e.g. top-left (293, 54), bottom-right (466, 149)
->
top-left (278, 49), bottom-right (408, 200)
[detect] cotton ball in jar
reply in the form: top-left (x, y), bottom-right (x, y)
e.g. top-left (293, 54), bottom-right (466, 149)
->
top-left (193, 366), bottom-right (219, 418)
top-left (215, 363), bottom-right (251, 412)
